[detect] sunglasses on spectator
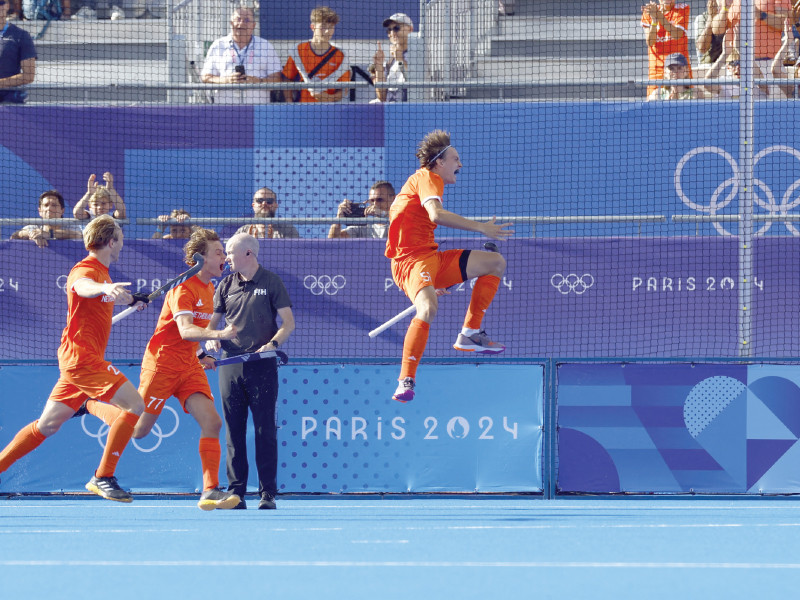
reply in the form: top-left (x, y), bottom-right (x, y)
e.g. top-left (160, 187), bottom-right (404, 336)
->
top-left (254, 197), bottom-right (277, 204)
top-left (386, 26), bottom-right (401, 33)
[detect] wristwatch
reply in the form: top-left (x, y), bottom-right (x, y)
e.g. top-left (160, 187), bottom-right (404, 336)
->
top-left (759, 11), bottom-right (768, 21)
top-left (268, 340), bottom-right (279, 349)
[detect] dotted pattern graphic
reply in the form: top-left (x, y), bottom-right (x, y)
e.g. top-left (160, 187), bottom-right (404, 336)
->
top-left (254, 147), bottom-right (385, 238)
top-left (684, 376), bottom-right (747, 438)
top-left (278, 366), bottom-right (413, 493)
top-left (274, 364), bottom-right (542, 493)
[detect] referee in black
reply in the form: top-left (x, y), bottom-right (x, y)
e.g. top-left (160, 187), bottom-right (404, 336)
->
top-left (205, 233), bottom-right (295, 509)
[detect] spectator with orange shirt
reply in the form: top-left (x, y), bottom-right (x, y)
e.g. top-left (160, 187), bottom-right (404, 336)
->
top-left (726, 0), bottom-right (792, 70)
top-left (641, 1), bottom-right (693, 96)
top-left (281, 6), bottom-right (350, 103)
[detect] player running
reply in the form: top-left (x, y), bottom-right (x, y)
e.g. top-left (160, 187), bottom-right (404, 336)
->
top-left (385, 130), bottom-right (513, 403)
top-left (86, 228), bottom-right (239, 510)
top-left (0, 215), bottom-right (145, 502)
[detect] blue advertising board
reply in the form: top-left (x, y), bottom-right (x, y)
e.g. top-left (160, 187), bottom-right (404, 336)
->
top-left (0, 363), bottom-right (543, 493)
top-left (558, 363), bottom-right (800, 494)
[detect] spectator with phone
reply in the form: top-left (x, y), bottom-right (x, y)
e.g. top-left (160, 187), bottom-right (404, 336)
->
top-left (235, 187), bottom-right (300, 239)
top-left (201, 5), bottom-right (282, 104)
top-left (328, 181), bottom-right (395, 239)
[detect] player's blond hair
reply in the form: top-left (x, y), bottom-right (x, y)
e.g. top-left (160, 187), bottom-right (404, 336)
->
top-left (416, 130), bottom-right (452, 169)
top-left (310, 6), bottom-right (339, 24)
top-left (83, 214), bottom-right (121, 251)
top-left (184, 228), bottom-right (221, 266)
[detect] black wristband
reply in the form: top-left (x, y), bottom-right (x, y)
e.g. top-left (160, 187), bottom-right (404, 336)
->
top-left (198, 351), bottom-right (208, 360)
top-left (269, 340), bottom-right (279, 348)
top-left (129, 292), bottom-right (150, 306)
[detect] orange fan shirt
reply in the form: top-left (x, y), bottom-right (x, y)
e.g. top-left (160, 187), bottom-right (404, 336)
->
top-left (727, 0), bottom-right (792, 60)
top-left (385, 168), bottom-right (444, 262)
top-left (141, 275), bottom-right (215, 373)
top-left (57, 256), bottom-right (116, 370)
top-left (641, 3), bottom-right (692, 85)
top-left (282, 42), bottom-right (351, 103)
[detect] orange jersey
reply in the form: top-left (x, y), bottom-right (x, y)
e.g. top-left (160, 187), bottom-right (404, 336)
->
top-left (57, 256), bottom-right (116, 370)
top-left (641, 3), bottom-right (692, 84)
top-left (282, 42), bottom-right (351, 103)
top-left (385, 169), bottom-right (445, 262)
top-left (728, 0), bottom-right (791, 59)
top-left (141, 275), bottom-right (215, 373)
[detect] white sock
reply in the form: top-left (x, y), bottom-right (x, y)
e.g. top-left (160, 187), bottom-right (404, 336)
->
top-left (461, 327), bottom-right (480, 336)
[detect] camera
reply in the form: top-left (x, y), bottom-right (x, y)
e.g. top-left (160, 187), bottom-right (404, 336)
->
top-left (344, 201), bottom-right (367, 218)
top-left (234, 65), bottom-right (246, 76)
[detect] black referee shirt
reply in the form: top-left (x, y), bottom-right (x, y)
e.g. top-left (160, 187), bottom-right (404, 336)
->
top-left (213, 266), bottom-right (292, 356)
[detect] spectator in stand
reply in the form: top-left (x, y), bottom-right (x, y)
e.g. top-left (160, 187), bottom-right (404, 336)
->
top-left (695, 0), bottom-right (728, 72)
top-left (771, 19), bottom-right (800, 98)
top-left (641, 1), bottom-right (693, 96)
top-left (372, 13), bottom-right (413, 103)
top-left (498, 1), bottom-right (516, 16)
top-left (0, 0), bottom-right (36, 104)
top-left (727, 0), bottom-right (792, 71)
top-left (281, 6), bottom-right (350, 103)
top-left (647, 52), bottom-right (696, 99)
top-left (153, 209), bottom-right (193, 239)
top-left (329, 181), bottom-right (394, 239)
top-left (201, 5), bottom-right (283, 105)
top-left (235, 187), bottom-right (299, 239)
top-left (73, 172), bottom-right (127, 221)
top-left (704, 46), bottom-right (771, 97)
top-left (11, 190), bottom-right (82, 247)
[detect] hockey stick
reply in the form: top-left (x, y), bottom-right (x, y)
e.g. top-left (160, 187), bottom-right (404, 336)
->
top-left (368, 242), bottom-right (499, 338)
top-left (214, 350), bottom-right (289, 367)
top-left (112, 253), bottom-right (205, 325)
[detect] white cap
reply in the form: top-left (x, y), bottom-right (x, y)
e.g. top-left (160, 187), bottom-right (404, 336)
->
top-left (383, 13), bottom-right (413, 28)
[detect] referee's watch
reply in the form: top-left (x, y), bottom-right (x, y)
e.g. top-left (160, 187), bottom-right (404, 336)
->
top-left (268, 339), bottom-right (279, 349)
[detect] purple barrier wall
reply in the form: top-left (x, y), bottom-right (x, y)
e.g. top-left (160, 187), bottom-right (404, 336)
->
top-left (2, 236), bottom-right (798, 361)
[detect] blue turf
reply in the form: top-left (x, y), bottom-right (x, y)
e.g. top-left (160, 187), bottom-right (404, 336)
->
top-left (2, 496), bottom-right (800, 598)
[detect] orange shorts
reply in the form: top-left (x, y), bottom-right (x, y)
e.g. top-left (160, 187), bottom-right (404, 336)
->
top-left (138, 364), bottom-right (213, 416)
top-left (48, 360), bottom-right (128, 412)
top-left (391, 249), bottom-right (469, 302)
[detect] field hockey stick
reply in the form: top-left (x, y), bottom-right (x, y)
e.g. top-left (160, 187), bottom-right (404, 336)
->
top-left (214, 350), bottom-right (289, 367)
top-left (112, 253), bottom-right (205, 325)
top-left (368, 242), bottom-right (499, 338)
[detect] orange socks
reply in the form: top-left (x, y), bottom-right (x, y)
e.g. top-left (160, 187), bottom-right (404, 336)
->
top-left (86, 399), bottom-right (124, 425)
top-left (0, 421), bottom-right (46, 474)
top-left (198, 437), bottom-right (221, 491)
top-left (400, 318), bottom-right (430, 380)
top-left (96, 410), bottom-right (138, 478)
top-left (464, 275), bottom-right (500, 331)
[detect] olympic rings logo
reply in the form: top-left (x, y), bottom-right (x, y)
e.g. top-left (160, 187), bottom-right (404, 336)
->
top-left (80, 405), bottom-right (180, 453)
top-left (550, 273), bottom-right (594, 295)
top-left (303, 274), bottom-right (346, 296)
top-left (675, 145), bottom-right (800, 236)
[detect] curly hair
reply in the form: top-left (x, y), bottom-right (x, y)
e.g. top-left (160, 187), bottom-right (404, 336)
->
top-left (416, 130), bottom-right (451, 169)
top-left (183, 227), bottom-right (221, 266)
